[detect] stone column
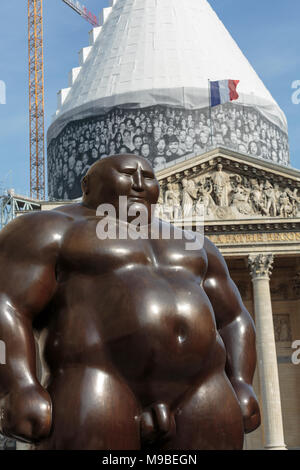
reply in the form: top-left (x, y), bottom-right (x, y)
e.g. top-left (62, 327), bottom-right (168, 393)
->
top-left (248, 253), bottom-right (286, 450)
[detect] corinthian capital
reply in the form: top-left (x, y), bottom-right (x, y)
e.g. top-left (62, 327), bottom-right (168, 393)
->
top-left (248, 253), bottom-right (274, 280)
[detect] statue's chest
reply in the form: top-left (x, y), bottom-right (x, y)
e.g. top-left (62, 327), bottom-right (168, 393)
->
top-left (59, 219), bottom-right (207, 279)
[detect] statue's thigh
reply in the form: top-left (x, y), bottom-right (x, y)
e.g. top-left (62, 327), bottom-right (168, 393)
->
top-left (162, 378), bottom-right (244, 450)
top-left (37, 370), bottom-right (141, 450)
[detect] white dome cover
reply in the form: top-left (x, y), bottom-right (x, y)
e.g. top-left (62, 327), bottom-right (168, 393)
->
top-left (48, 0), bottom-right (288, 141)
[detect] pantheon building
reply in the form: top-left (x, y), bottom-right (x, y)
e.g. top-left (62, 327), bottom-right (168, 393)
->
top-left (2, 0), bottom-right (300, 450)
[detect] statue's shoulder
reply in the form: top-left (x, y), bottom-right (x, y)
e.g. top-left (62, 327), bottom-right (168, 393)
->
top-left (50, 202), bottom-right (85, 217)
top-left (0, 209), bottom-right (74, 251)
top-left (204, 235), bottom-right (217, 251)
top-left (203, 236), bottom-right (230, 278)
top-left (203, 236), bottom-right (223, 261)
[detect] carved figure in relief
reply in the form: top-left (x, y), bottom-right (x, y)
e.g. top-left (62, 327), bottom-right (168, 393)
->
top-left (155, 191), bottom-right (165, 219)
top-left (249, 179), bottom-right (267, 215)
top-left (181, 178), bottom-right (198, 218)
top-left (279, 192), bottom-right (293, 218)
top-left (165, 183), bottom-right (176, 220)
top-left (196, 177), bottom-right (215, 216)
top-left (210, 164), bottom-right (241, 207)
top-left (285, 188), bottom-right (300, 217)
top-left (157, 166), bottom-right (299, 221)
top-left (172, 183), bottom-right (182, 220)
top-left (274, 315), bottom-right (291, 342)
top-left (293, 272), bottom-right (300, 297)
top-left (231, 184), bottom-right (252, 215)
top-left (264, 181), bottom-right (277, 216)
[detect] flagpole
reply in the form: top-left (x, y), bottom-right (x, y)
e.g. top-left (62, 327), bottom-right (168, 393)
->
top-left (208, 79), bottom-right (213, 149)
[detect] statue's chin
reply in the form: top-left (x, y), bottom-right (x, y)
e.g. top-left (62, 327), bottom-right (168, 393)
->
top-left (127, 199), bottom-right (148, 211)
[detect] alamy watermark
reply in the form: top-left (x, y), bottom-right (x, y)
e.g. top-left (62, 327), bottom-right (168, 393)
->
top-left (0, 80), bottom-right (6, 105)
top-left (0, 340), bottom-right (5, 365)
top-left (291, 340), bottom-right (300, 365)
top-left (291, 80), bottom-right (300, 104)
top-left (95, 196), bottom-right (205, 251)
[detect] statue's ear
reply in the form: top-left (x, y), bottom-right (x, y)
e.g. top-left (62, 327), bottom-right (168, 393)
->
top-left (81, 175), bottom-right (89, 195)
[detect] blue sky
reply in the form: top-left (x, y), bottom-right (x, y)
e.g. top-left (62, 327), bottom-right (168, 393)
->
top-left (0, 0), bottom-right (299, 196)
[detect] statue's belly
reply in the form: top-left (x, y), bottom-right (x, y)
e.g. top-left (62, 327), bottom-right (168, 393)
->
top-left (43, 265), bottom-right (226, 404)
top-left (100, 267), bottom-right (225, 382)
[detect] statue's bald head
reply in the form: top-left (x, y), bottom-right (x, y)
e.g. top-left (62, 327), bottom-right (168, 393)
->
top-left (81, 154), bottom-right (160, 214)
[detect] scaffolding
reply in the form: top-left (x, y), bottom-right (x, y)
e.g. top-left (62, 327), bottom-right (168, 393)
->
top-left (0, 191), bottom-right (41, 230)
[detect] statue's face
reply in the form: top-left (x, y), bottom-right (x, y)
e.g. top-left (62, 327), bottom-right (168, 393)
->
top-left (85, 155), bottom-right (160, 221)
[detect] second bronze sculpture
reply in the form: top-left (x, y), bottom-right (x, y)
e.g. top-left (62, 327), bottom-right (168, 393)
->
top-left (0, 154), bottom-right (260, 449)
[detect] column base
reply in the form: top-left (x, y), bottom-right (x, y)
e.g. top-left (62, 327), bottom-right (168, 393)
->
top-left (16, 441), bottom-right (32, 450)
top-left (264, 444), bottom-right (287, 450)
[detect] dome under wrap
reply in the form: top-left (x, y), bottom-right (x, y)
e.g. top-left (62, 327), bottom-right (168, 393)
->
top-left (47, 0), bottom-right (289, 200)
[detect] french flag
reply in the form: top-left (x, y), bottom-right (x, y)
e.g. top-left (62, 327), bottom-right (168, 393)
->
top-left (210, 80), bottom-right (240, 107)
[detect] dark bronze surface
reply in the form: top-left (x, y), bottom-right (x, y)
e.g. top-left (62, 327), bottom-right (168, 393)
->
top-left (0, 155), bottom-right (260, 449)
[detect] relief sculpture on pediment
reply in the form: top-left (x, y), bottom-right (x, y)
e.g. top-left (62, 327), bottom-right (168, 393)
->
top-left (157, 164), bottom-right (300, 221)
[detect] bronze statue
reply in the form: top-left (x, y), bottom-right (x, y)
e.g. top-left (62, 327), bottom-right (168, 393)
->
top-left (0, 154), bottom-right (260, 450)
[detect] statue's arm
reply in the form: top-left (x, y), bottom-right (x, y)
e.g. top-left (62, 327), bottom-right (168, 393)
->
top-left (203, 237), bottom-right (260, 433)
top-left (0, 212), bottom-right (68, 442)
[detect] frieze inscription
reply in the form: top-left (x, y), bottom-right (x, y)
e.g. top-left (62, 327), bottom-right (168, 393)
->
top-left (208, 232), bottom-right (300, 245)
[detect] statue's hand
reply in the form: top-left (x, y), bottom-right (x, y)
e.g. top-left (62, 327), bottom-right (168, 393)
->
top-left (0, 384), bottom-right (52, 443)
top-left (231, 379), bottom-right (261, 434)
top-left (141, 403), bottom-right (176, 445)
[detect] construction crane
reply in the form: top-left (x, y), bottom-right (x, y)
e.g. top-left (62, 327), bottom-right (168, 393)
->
top-left (28, 0), bottom-right (45, 200)
top-left (27, 1), bottom-right (99, 202)
top-left (62, 0), bottom-right (99, 27)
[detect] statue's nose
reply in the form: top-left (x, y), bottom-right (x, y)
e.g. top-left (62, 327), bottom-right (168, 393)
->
top-left (132, 170), bottom-right (143, 192)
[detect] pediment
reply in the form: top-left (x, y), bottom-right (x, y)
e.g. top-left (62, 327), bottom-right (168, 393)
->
top-left (155, 148), bottom-right (300, 223)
